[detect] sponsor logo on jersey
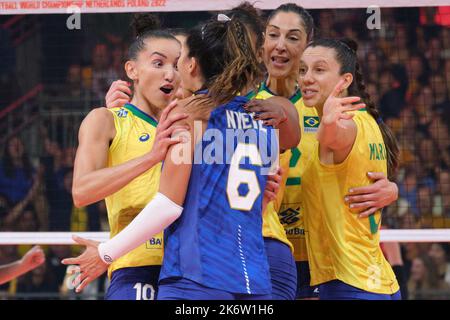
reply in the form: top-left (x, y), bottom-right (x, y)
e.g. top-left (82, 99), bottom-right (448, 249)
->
top-left (116, 108), bottom-right (128, 118)
top-left (139, 133), bottom-right (151, 142)
top-left (146, 237), bottom-right (163, 249)
top-left (286, 227), bottom-right (305, 236)
top-left (304, 116), bottom-right (319, 133)
top-left (279, 208), bottom-right (300, 225)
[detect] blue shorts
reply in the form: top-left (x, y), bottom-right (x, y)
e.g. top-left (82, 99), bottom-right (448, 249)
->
top-left (319, 280), bottom-right (402, 300)
top-left (105, 265), bottom-right (161, 300)
top-left (158, 278), bottom-right (272, 300)
top-left (264, 238), bottom-right (297, 300)
top-left (296, 261), bottom-right (319, 299)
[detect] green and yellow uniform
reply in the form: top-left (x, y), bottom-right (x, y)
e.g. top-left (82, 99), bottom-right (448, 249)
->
top-left (106, 103), bottom-right (163, 278)
top-left (302, 109), bottom-right (399, 294)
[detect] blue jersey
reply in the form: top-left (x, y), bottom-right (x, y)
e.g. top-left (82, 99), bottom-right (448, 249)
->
top-left (160, 96), bottom-right (278, 295)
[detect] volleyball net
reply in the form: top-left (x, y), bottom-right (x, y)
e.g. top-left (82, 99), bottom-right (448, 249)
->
top-left (0, 230), bottom-right (450, 245)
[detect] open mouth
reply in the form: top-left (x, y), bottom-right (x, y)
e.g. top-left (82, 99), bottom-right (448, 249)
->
top-left (160, 85), bottom-right (174, 95)
top-left (302, 89), bottom-right (318, 99)
top-left (271, 56), bottom-right (290, 66)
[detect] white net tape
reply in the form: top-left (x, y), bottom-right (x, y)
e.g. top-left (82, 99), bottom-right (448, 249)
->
top-left (0, 229), bottom-right (449, 245)
top-left (0, 0), bottom-right (448, 15)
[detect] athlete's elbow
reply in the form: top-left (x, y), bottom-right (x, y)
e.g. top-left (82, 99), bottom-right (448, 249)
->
top-left (163, 205), bottom-right (183, 228)
top-left (72, 186), bottom-right (88, 208)
top-left (72, 195), bottom-right (86, 208)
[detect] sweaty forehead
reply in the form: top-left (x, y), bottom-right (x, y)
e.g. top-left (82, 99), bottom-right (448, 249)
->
top-left (267, 11), bottom-right (304, 33)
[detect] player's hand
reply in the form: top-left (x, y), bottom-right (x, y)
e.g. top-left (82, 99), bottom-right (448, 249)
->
top-left (105, 80), bottom-right (132, 108)
top-left (322, 79), bottom-right (365, 129)
top-left (61, 235), bottom-right (108, 293)
top-left (149, 99), bottom-right (190, 163)
top-left (262, 167), bottom-right (283, 212)
top-left (264, 167), bottom-right (283, 201)
top-left (244, 99), bottom-right (287, 127)
top-left (20, 246), bottom-right (45, 272)
top-left (345, 172), bottom-right (398, 218)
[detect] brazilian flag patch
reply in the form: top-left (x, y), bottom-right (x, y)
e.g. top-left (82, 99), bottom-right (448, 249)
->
top-left (304, 116), bottom-right (320, 132)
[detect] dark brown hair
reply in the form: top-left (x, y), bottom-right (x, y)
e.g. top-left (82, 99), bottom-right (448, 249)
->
top-left (128, 13), bottom-right (179, 60)
top-left (186, 15), bottom-right (263, 106)
top-left (267, 3), bottom-right (315, 42)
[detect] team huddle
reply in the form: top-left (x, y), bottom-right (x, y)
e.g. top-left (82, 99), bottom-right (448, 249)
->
top-left (61, 2), bottom-right (402, 300)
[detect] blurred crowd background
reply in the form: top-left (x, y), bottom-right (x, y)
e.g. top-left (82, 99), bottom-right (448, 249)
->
top-left (0, 6), bottom-right (449, 299)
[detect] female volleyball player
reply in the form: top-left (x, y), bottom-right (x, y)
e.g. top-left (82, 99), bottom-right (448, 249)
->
top-left (298, 38), bottom-right (401, 300)
top-left (244, 3), bottom-right (400, 300)
top-left (63, 12), bottom-right (299, 299)
top-left (68, 14), bottom-right (189, 300)
top-left (103, 2), bottom-right (300, 300)
top-left (245, 3), bottom-right (315, 300)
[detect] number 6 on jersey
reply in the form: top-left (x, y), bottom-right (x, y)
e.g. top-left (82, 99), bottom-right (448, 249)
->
top-left (226, 143), bottom-right (263, 211)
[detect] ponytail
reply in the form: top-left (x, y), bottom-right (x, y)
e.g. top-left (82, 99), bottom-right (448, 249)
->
top-left (186, 15), bottom-right (263, 106)
top-left (353, 61), bottom-right (400, 179)
top-left (208, 18), bottom-right (263, 105)
top-left (128, 13), bottom-right (178, 61)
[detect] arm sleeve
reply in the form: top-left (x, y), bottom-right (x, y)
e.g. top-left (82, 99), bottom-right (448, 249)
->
top-left (98, 192), bottom-right (183, 264)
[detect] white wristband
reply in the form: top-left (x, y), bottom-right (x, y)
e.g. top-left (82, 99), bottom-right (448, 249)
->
top-left (97, 192), bottom-right (183, 264)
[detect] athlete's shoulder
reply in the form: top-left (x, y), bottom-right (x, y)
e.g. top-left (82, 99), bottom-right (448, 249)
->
top-left (106, 105), bottom-right (134, 119)
top-left (83, 107), bottom-right (115, 127)
top-left (253, 81), bottom-right (273, 100)
top-left (79, 107), bottom-right (116, 142)
top-left (255, 89), bottom-right (274, 100)
top-left (107, 106), bottom-right (124, 112)
top-left (295, 97), bottom-right (306, 109)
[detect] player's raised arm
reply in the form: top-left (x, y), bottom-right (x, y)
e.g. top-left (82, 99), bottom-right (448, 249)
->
top-left (72, 101), bottom-right (188, 208)
top-left (317, 79), bottom-right (365, 152)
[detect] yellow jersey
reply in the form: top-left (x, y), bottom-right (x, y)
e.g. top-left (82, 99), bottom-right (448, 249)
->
top-left (302, 109), bottom-right (399, 294)
top-left (249, 83), bottom-right (302, 251)
top-left (105, 104), bottom-right (163, 278)
top-left (278, 99), bottom-right (318, 261)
